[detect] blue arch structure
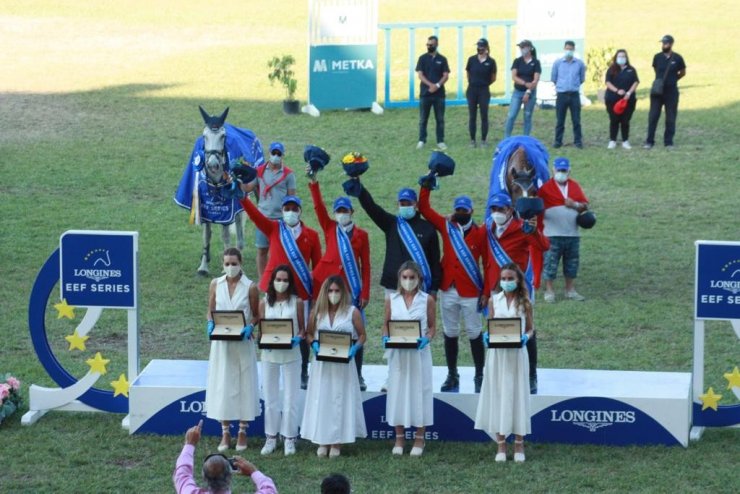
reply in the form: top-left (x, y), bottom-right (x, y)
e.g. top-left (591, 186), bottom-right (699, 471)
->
top-left (28, 249), bottom-right (127, 413)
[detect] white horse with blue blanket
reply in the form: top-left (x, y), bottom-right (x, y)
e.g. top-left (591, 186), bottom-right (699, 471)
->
top-left (174, 106), bottom-right (264, 275)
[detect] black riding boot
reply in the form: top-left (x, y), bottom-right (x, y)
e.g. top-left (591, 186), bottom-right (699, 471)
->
top-left (527, 330), bottom-right (538, 394)
top-left (441, 335), bottom-right (460, 392)
top-left (300, 339), bottom-right (309, 389)
top-left (355, 345), bottom-right (366, 391)
top-left (470, 335), bottom-right (485, 393)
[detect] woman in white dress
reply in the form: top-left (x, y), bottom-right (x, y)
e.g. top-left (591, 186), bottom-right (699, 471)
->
top-left (302, 276), bottom-right (367, 458)
top-left (205, 247), bottom-right (261, 452)
top-left (382, 261), bottom-right (436, 457)
top-left (258, 265), bottom-right (305, 456)
top-left (474, 262), bottom-right (534, 463)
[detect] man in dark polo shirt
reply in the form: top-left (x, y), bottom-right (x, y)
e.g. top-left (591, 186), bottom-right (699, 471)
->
top-left (644, 34), bottom-right (686, 149)
top-left (465, 38), bottom-right (497, 148)
top-left (416, 35), bottom-right (450, 151)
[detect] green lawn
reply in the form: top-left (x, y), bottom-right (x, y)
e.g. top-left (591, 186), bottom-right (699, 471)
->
top-left (1, 1), bottom-right (739, 492)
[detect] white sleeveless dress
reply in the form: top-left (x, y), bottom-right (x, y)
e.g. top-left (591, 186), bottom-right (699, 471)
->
top-left (386, 291), bottom-right (433, 427)
top-left (261, 295), bottom-right (301, 364)
top-left (205, 274), bottom-right (261, 422)
top-left (474, 291), bottom-right (531, 436)
top-left (300, 306), bottom-right (366, 444)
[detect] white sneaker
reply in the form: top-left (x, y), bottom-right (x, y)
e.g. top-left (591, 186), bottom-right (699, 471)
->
top-left (437, 142), bottom-right (448, 151)
top-left (607, 140), bottom-right (617, 149)
top-left (565, 290), bottom-right (586, 301)
top-left (283, 437), bottom-right (296, 456)
top-left (622, 140), bottom-right (632, 149)
top-left (416, 141), bottom-right (424, 150)
top-left (261, 437), bottom-right (277, 456)
top-left (544, 291), bottom-right (555, 303)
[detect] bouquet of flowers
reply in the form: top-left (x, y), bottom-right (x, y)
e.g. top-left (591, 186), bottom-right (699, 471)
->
top-left (0, 374), bottom-right (22, 425)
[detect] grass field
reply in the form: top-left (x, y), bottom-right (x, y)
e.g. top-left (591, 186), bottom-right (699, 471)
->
top-left (1, 1), bottom-right (739, 492)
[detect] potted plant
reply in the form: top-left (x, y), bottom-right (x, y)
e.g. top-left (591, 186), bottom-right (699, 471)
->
top-left (586, 45), bottom-right (615, 103)
top-left (267, 55), bottom-right (300, 115)
top-left (0, 373), bottom-right (22, 426)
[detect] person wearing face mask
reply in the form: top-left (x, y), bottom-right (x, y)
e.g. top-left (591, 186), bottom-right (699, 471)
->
top-left (301, 276), bottom-right (367, 458)
top-left (418, 186), bottom-right (489, 393)
top-left (605, 49), bottom-right (640, 149)
top-left (382, 261), bottom-right (437, 457)
top-left (258, 265), bottom-right (306, 456)
top-left (475, 263), bottom-right (534, 463)
top-left (239, 193), bottom-right (322, 389)
top-left (465, 38), bottom-right (497, 148)
top-left (482, 193), bottom-right (549, 394)
top-left (644, 35), bottom-right (686, 149)
top-left (537, 157), bottom-right (590, 303)
top-left (551, 40), bottom-right (586, 149)
top-left (504, 40), bottom-right (541, 138)
top-left (205, 247), bottom-right (262, 453)
top-left (415, 35), bottom-right (451, 151)
top-left (307, 170), bottom-right (371, 390)
top-left (242, 142), bottom-right (297, 279)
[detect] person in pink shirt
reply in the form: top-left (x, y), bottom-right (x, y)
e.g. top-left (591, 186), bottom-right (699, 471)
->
top-left (173, 420), bottom-right (277, 494)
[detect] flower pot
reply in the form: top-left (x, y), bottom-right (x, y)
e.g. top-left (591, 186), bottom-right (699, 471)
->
top-left (282, 100), bottom-right (300, 115)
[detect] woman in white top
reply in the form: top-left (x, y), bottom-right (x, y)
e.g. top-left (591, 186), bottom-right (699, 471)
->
top-left (382, 261), bottom-right (436, 457)
top-left (205, 247), bottom-right (261, 452)
top-left (258, 265), bottom-right (305, 456)
top-left (474, 262), bottom-right (534, 463)
top-left (302, 276), bottom-right (367, 458)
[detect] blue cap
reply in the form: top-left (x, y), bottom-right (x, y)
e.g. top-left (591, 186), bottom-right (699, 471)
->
top-left (397, 188), bottom-right (417, 202)
top-left (453, 195), bottom-right (473, 212)
top-left (333, 196), bottom-right (353, 211)
top-left (269, 142), bottom-right (285, 154)
top-left (488, 193), bottom-right (512, 208)
top-left (282, 195), bottom-right (302, 207)
top-left (553, 157), bottom-right (571, 170)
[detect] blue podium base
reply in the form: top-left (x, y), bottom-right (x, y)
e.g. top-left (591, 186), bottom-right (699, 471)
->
top-left (128, 360), bottom-right (691, 446)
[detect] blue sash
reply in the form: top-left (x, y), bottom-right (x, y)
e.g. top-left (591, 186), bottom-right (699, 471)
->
top-left (485, 218), bottom-right (534, 300)
top-left (397, 217), bottom-right (432, 292)
top-left (336, 225), bottom-right (362, 307)
top-left (279, 220), bottom-right (313, 297)
top-left (446, 221), bottom-right (483, 292)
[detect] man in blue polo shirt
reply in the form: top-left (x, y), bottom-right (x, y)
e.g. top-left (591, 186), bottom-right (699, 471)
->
top-left (415, 35), bottom-right (450, 151)
top-left (551, 41), bottom-right (586, 149)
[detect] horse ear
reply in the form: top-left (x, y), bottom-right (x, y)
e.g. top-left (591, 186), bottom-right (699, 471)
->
top-left (216, 107), bottom-right (229, 128)
top-left (198, 105), bottom-right (211, 125)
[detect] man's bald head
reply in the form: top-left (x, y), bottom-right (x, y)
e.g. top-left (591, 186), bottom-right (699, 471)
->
top-left (202, 454), bottom-right (232, 493)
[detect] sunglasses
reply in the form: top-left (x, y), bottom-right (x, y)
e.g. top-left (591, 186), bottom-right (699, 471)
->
top-left (271, 150), bottom-right (282, 156)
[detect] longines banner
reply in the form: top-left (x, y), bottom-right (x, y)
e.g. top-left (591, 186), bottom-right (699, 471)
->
top-left (695, 241), bottom-right (740, 320)
top-left (308, 0), bottom-right (378, 110)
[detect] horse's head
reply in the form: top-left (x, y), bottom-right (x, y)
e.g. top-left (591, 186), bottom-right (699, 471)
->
top-left (199, 105), bottom-right (229, 185)
top-left (506, 146), bottom-right (537, 203)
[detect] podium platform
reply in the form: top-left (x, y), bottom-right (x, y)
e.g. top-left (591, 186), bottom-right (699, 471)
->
top-left (127, 360), bottom-right (691, 446)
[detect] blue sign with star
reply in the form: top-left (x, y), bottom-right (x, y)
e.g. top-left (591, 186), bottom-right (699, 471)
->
top-left (60, 231), bottom-right (138, 308)
top-left (695, 241), bottom-right (740, 320)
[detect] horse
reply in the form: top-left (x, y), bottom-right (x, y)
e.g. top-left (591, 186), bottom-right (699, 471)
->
top-left (174, 106), bottom-right (264, 275)
top-left (488, 135), bottom-right (550, 216)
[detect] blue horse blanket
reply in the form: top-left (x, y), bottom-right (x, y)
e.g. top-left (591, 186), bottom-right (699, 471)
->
top-left (174, 124), bottom-right (264, 224)
top-left (488, 136), bottom-right (550, 204)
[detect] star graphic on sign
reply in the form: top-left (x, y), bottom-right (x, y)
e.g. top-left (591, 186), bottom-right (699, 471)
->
top-left (724, 367), bottom-right (740, 390)
top-left (110, 374), bottom-right (130, 398)
top-left (86, 352), bottom-right (110, 375)
top-left (64, 330), bottom-right (89, 351)
top-left (699, 387), bottom-right (722, 411)
top-left (54, 299), bottom-right (76, 319)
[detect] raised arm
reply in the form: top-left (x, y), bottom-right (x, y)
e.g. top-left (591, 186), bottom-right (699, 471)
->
top-left (358, 183), bottom-right (394, 230)
top-left (239, 196), bottom-right (275, 237)
top-left (308, 179), bottom-right (334, 232)
top-left (417, 187), bottom-right (446, 231)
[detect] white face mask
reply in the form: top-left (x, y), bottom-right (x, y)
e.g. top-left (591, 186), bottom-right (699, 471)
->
top-left (492, 212), bottom-right (509, 226)
top-left (398, 206), bottom-right (416, 219)
top-left (400, 278), bottom-right (419, 292)
top-left (273, 280), bottom-right (289, 293)
top-left (224, 265), bottom-right (241, 278)
top-left (335, 213), bottom-right (352, 226)
top-left (328, 292), bottom-right (341, 305)
top-left (282, 210), bottom-right (300, 227)
top-left (616, 56), bottom-right (627, 66)
top-left (269, 155), bottom-right (282, 166)
top-left (555, 172), bottom-right (569, 184)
